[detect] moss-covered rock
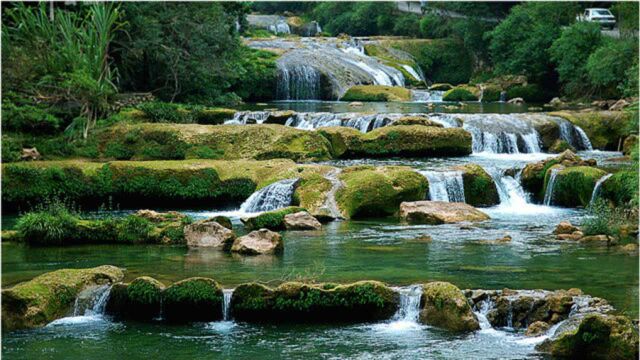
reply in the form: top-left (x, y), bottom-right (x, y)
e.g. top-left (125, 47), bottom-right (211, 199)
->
top-left (391, 116), bottom-right (444, 127)
top-left (363, 43), bottom-right (424, 86)
top-left (106, 276), bottom-right (165, 321)
top-left (453, 164), bottom-right (499, 207)
top-left (231, 281), bottom-right (399, 322)
top-left (521, 151), bottom-right (596, 201)
top-left (536, 314), bottom-right (639, 359)
top-left (341, 85), bottom-right (412, 102)
top-left (2, 159), bottom-right (331, 211)
top-left (292, 174), bottom-right (333, 218)
top-left (2, 266), bottom-right (124, 331)
top-left (443, 86), bottom-right (479, 101)
top-left (162, 277), bottom-right (223, 323)
top-left (549, 139), bottom-right (576, 153)
top-left (479, 84), bottom-right (502, 102)
top-left (95, 123), bottom-right (333, 162)
top-left (549, 111), bottom-right (632, 150)
top-left (429, 83), bottom-right (454, 91)
top-left (420, 281), bottom-right (480, 332)
top-left (336, 166), bottom-right (428, 218)
top-left (547, 166), bottom-right (606, 207)
top-left (241, 206), bottom-right (306, 231)
top-left (623, 135), bottom-right (638, 156)
top-left (600, 170), bottom-right (638, 207)
top-left (319, 125), bottom-right (472, 158)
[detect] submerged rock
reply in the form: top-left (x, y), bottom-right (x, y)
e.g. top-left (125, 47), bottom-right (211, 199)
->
top-left (162, 277), bottom-right (223, 323)
top-left (283, 211), bottom-right (321, 230)
top-left (399, 201), bottom-right (490, 225)
top-left (2, 266), bottom-right (124, 330)
top-left (185, 219), bottom-right (236, 249)
top-left (231, 229), bottom-right (283, 255)
top-left (420, 282), bottom-right (480, 332)
top-left (231, 281), bottom-right (399, 322)
top-left (526, 321), bottom-right (550, 337)
top-left (537, 314), bottom-right (639, 359)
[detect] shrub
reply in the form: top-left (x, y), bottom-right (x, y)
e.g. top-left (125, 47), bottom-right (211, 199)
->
top-left (443, 87), bottom-right (477, 101)
top-left (583, 199), bottom-right (624, 236)
top-left (15, 200), bottom-right (79, 245)
top-left (505, 84), bottom-right (546, 103)
top-left (116, 215), bottom-right (154, 243)
top-left (586, 38), bottom-right (638, 98)
top-left (137, 102), bottom-right (193, 123)
top-left (1, 101), bottom-right (63, 134)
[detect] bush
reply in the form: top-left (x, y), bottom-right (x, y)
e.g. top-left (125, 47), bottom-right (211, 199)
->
top-left (586, 38), bottom-right (638, 98)
top-left (137, 102), bottom-right (194, 123)
top-left (443, 87), bottom-right (477, 101)
top-left (505, 84), bottom-right (547, 103)
top-left (243, 206), bottom-right (305, 230)
top-left (582, 199), bottom-right (624, 236)
top-left (2, 101), bottom-right (63, 134)
top-left (116, 215), bottom-right (154, 243)
top-left (15, 200), bottom-right (79, 245)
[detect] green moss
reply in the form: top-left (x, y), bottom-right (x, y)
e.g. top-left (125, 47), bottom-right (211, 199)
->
top-left (242, 206), bottom-right (305, 230)
top-left (550, 111), bottom-right (632, 150)
top-left (390, 116), bottom-right (444, 127)
top-left (539, 314), bottom-right (639, 359)
top-left (231, 281), bottom-right (399, 323)
top-left (162, 277), bottom-right (223, 323)
top-left (105, 277), bottom-right (165, 321)
top-left (455, 164), bottom-right (500, 207)
top-left (549, 139), bottom-right (575, 153)
top-left (443, 86), bottom-right (478, 101)
top-left (363, 44), bottom-right (423, 86)
top-left (601, 170), bottom-right (639, 207)
top-left (341, 85), bottom-right (412, 102)
top-left (336, 166), bottom-right (428, 218)
top-left (480, 84), bottom-right (502, 102)
top-left (294, 174), bottom-right (333, 216)
top-left (549, 166), bottom-right (606, 207)
top-left (2, 266), bottom-right (124, 330)
top-left (429, 83), bottom-right (454, 91)
top-left (320, 125), bottom-right (472, 158)
top-left (420, 281), bottom-right (479, 332)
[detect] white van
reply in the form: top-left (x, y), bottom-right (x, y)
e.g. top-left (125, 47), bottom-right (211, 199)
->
top-left (576, 8), bottom-right (616, 30)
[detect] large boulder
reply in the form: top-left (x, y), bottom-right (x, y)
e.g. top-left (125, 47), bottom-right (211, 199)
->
top-left (554, 221), bottom-right (580, 235)
top-left (537, 314), bottom-right (639, 359)
top-left (106, 276), bottom-right (165, 321)
top-left (231, 281), bottom-right (399, 322)
top-left (2, 266), bottom-right (124, 330)
top-left (184, 219), bottom-right (236, 249)
top-left (420, 282), bottom-right (480, 332)
top-left (400, 201), bottom-right (490, 225)
top-left (162, 277), bottom-right (223, 323)
top-left (319, 125), bottom-right (472, 158)
top-left (391, 116), bottom-right (444, 128)
top-left (453, 164), bottom-right (500, 207)
top-left (341, 85), bottom-right (412, 102)
top-left (283, 211), bottom-right (321, 230)
top-left (521, 150), bottom-right (596, 200)
top-left (548, 166), bottom-right (606, 207)
top-left (231, 229), bottom-right (283, 255)
top-left (336, 166), bottom-right (428, 218)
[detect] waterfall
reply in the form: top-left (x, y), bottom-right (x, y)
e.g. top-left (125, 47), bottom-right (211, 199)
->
top-left (420, 171), bottom-right (465, 202)
top-left (318, 168), bottom-right (344, 219)
top-left (473, 297), bottom-right (494, 330)
top-left (521, 132), bottom-right (542, 153)
top-left (485, 167), bottom-right (530, 208)
top-left (401, 64), bottom-right (423, 83)
top-left (284, 112), bottom-right (398, 132)
top-left (590, 173), bottom-right (612, 205)
top-left (393, 285), bottom-right (422, 322)
top-left (499, 91), bottom-right (506, 102)
top-left (239, 178), bottom-right (299, 213)
top-left (478, 85), bottom-right (484, 103)
top-left (411, 90), bottom-right (443, 102)
top-left (543, 168), bottom-right (561, 206)
top-left (277, 63), bottom-right (321, 100)
top-left (222, 289), bottom-right (234, 321)
top-left (227, 111), bottom-right (270, 125)
top-left (48, 285), bottom-right (112, 326)
top-left (555, 119), bottom-right (594, 151)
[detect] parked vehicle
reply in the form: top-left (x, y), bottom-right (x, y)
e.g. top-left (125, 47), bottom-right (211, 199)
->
top-left (576, 8), bottom-right (616, 30)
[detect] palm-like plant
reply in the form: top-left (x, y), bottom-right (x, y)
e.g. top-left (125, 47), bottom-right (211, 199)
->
top-left (4, 3), bottom-right (124, 138)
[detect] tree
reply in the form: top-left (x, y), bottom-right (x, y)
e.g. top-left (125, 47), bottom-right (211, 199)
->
top-left (550, 21), bottom-right (602, 96)
top-left (586, 38), bottom-right (638, 98)
top-left (115, 2), bottom-right (243, 105)
top-left (487, 2), bottom-right (579, 84)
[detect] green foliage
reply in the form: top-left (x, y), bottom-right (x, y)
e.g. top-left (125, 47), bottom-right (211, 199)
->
top-left (601, 170), bottom-right (639, 208)
top-left (394, 39), bottom-right (473, 84)
top-left (487, 2), bottom-right (579, 83)
top-left (116, 215), bottom-right (154, 243)
top-left (583, 199), bottom-right (623, 237)
top-left (126, 277), bottom-right (164, 306)
top-left (115, 3), bottom-right (243, 105)
top-left (2, 100), bottom-right (63, 134)
top-left (611, 2), bottom-right (640, 36)
top-left (505, 84), bottom-right (547, 103)
top-left (137, 102), bottom-right (193, 123)
top-left (312, 2), bottom-right (408, 36)
top-left (15, 200), bottom-right (79, 245)
top-left (550, 22), bottom-right (602, 96)
top-left (586, 38), bottom-right (639, 98)
top-left (231, 48), bottom-right (278, 101)
top-left (552, 166), bottom-right (606, 207)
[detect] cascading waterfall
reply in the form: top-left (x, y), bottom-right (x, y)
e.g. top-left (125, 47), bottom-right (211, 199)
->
top-left (472, 297), bottom-right (494, 330)
top-left (574, 126), bottom-right (593, 151)
top-left (554, 118), bottom-right (593, 151)
top-left (393, 285), bottom-right (422, 322)
top-left (589, 173), bottom-right (612, 205)
top-left (227, 111), bottom-right (270, 125)
top-left (543, 168), bottom-right (561, 206)
top-left (484, 167), bottom-right (530, 208)
top-left (420, 170), bottom-right (465, 202)
top-left (239, 178), bottom-right (299, 213)
top-left (222, 289), bottom-right (234, 321)
top-left (48, 285), bottom-right (112, 326)
top-left (276, 63), bottom-right (321, 100)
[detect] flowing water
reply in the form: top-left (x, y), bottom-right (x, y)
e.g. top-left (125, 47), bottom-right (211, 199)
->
top-left (543, 168), bottom-right (560, 206)
top-left (239, 178), bottom-right (298, 213)
top-left (590, 173), bottom-right (613, 206)
top-left (420, 170), bottom-right (465, 202)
